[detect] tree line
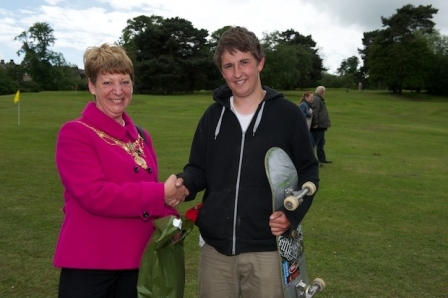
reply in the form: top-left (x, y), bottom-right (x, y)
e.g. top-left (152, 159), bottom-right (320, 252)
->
top-left (322, 4), bottom-right (448, 95)
top-left (1, 4), bottom-right (447, 96)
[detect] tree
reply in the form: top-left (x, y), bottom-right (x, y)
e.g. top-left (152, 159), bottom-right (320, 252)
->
top-left (121, 15), bottom-right (213, 93)
top-left (337, 56), bottom-right (359, 76)
top-left (421, 30), bottom-right (448, 95)
top-left (318, 72), bottom-right (346, 88)
top-left (260, 30), bottom-right (324, 90)
top-left (261, 41), bottom-right (304, 90)
top-left (0, 67), bottom-right (18, 95)
top-left (118, 15), bottom-right (165, 64)
top-left (4, 61), bottom-right (24, 89)
top-left (337, 56), bottom-right (366, 90)
top-left (421, 29), bottom-right (448, 55)
top-left (358, 30), bottom-right (381, 88)
top-left (365, 4), bottom-right (438, 93)
top-left (15, 22), bottom-right (72, 91)
top-left (277, 29), bottom-right (325, 88)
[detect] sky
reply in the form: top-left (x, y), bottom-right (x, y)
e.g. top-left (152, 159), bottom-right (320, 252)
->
top-left (1, 0), bottom-right (448, 74)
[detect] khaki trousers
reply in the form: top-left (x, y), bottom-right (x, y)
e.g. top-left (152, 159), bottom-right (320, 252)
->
top-left (198, 243), bottom-right (283, 298)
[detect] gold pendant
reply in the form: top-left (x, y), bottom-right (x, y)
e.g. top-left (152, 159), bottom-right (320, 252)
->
top-left (134, 155), bottom-right (148, 169)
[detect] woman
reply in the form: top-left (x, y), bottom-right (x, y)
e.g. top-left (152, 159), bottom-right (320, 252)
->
top-left (299, 91), bottom-right (314, 130)
top-left (53, 43), bottom-right (188, 297)
top-left (299, 91), bottom-right (315, 148)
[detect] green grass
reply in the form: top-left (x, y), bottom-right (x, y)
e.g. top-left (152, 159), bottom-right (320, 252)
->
top-left (1, 89), bottom-right (447, 297)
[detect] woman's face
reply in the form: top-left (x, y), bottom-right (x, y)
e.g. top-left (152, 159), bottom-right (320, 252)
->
top-left (306, 94), bottom-right (314, 103)
top-left (88, 72), bottom-right (133, 121)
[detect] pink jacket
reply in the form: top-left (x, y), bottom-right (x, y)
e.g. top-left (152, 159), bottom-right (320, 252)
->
top-left (53, 102), bottom-right (178, 270)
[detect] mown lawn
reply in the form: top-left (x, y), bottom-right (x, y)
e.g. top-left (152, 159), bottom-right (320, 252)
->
top-left (0, 89), bottom-right (447, 297)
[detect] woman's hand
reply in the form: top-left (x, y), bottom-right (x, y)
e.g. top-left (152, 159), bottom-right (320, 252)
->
top-left (164, 174), bottom-right (189, 207)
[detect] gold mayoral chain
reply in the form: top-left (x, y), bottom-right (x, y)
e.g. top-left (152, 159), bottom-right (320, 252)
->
top-left (77, 121), bottom-right (148, 169)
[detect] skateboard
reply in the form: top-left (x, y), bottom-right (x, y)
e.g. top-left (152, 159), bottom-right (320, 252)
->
top-left (265, 147), bottom-right (325, 298)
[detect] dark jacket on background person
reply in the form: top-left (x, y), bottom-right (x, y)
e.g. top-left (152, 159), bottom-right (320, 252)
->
top-left (178, 86), bottom-right (319, 256)
top-left (311, 94), bottom-right (331, 130)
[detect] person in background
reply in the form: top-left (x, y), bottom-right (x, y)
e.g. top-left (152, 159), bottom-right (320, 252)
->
top-left (310, 85), bottom-right (332, 164)
top-left (299, 91), bottom-right (314, 130)
top-left (299, 91), bottom-right (316, 150)
top-left (53, 43), bottom-right (188, 298)
top-left (176, 26), bottom-right (319, 298)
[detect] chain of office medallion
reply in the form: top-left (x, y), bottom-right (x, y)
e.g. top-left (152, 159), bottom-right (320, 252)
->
top-left (77, 121), bottom-right (148, 169)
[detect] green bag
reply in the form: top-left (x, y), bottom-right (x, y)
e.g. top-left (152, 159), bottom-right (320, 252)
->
top-left (137, 216), bottom-right (194, 298)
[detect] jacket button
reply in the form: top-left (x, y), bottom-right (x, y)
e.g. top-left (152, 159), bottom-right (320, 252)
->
top-left (146, 168), bottom-right (152, 173)
top-left (134, 167), bottom-right (139, 173)
top-left (142, 211), bottom-right (149, 218)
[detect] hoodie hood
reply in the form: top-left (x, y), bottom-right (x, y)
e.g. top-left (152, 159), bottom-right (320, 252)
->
top-left (211, 85), bottom-right (284, 139)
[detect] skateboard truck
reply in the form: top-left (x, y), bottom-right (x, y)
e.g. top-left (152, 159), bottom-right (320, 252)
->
top-left (284, 182), bottom-right (316, 211)
top-left (295, 278), bottom-right (326, 298)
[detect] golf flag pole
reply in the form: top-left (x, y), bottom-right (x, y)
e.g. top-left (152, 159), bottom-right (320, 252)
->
top-left (14, 90), bottom-right (20, 126)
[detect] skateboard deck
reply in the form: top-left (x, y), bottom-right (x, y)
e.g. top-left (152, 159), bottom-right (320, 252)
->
top-left (265, 147), bottom-right (325, 298)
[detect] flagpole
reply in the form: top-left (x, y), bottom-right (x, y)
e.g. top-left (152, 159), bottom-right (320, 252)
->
top-left (13, 90), bottom-right (20, 125)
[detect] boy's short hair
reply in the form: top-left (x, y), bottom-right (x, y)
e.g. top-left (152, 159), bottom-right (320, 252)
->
top-left (213, 26), bottom-right (265, 71)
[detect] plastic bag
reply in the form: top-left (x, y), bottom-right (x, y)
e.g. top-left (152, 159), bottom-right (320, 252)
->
top-left (137, 216), bottom-right (194, 298)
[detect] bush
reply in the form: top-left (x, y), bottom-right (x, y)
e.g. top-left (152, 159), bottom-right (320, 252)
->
top-left (20, 80), bottom-right (42, 92)
top-left (0, 68), bottom-right (18, 95)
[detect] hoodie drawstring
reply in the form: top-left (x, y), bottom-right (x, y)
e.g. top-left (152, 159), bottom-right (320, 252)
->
top-left (215, 101), bottom-right (266, 139)
top-left (215, 106), bottom-right (226, 139)
top-left (253, 101), bottom-right (265, 136)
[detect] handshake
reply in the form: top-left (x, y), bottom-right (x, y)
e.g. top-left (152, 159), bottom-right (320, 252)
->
top-left (163, 174), bottom-right (188, 208)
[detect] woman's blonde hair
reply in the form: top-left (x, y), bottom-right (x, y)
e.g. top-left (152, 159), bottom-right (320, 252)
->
top-left (83, 43), bottom-right (134, 84)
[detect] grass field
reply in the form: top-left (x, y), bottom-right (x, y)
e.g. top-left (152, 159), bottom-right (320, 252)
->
top-left (1, 89), bottom-right (447, 298)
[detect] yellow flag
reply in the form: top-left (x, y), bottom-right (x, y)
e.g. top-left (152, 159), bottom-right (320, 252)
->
top-left (13, 90), bottom-right (20, 104)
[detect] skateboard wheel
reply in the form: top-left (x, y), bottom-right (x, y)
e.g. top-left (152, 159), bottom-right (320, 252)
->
top-left (302, 181), bottom-right (316, 196)
top-left (284, 196), bottom-right (299, 211)
top-left (312, 278), bottom-right (326, 291)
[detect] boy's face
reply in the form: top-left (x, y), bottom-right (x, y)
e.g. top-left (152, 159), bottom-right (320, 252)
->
top-left (220, 50), bottom-right (264, 99)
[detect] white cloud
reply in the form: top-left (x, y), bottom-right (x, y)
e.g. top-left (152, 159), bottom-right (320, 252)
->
top-left (44, 0), bottom-right (64, 5)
